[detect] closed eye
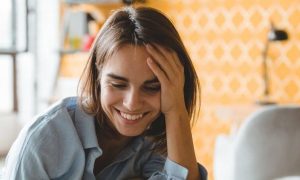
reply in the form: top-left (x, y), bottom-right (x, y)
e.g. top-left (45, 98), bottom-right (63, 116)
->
top-left (143, 84), bottom-right (161, 93)
top-left (111, 83), bottom-right (127, 89)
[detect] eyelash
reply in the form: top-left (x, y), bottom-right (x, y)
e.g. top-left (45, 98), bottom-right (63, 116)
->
top-left (143, 86), bottom-right (160, 92)
top-left (111, 83), bottom-right (127, 89)
top-left (110, 83), bottom-right (160, 93)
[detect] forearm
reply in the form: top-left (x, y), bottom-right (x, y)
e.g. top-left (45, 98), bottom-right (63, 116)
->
top-left (165, 110), bottom-right (200, 180)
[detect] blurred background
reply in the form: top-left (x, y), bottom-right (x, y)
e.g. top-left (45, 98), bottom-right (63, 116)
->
top-left (1, 0), bottom-right (300, 179)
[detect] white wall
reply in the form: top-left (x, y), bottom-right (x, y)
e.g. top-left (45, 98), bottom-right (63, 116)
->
top-left (35, 0), bottom-right (60, 114)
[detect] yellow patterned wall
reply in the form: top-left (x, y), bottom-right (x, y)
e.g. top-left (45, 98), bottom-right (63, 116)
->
top-left (60, 1), bottom-right (300, 179)
top-left (146, 0), bottom-right (300, 179)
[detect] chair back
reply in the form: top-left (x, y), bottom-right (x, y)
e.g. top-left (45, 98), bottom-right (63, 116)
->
top-left (233, 105), bottom-right (300, 180)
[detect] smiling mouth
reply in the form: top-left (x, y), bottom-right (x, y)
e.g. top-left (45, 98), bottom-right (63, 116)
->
top-left (118, 110), bottom-right (145, 121)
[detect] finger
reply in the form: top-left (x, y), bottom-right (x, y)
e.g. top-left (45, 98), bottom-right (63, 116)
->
top-left (150, 44), bottom-right (184, 79)
top-left (167, 50), bottom-right (185, 85)
top-left (153, 44), bottom-right (180, 75)
top-left (146, 44), bottom-right (175, 80)
top-left (147, 57), bottom-right (169, 86)
top-left (171, 50), bottom-right (184, 73)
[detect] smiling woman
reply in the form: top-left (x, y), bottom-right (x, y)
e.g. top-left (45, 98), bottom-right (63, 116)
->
top-left (3, 6), bottom-right (207, 180)
top-left (99, 45), bottom-right (161, 137)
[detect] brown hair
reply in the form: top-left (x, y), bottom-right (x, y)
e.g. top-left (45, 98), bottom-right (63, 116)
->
top-left (78, 6), bottom-right (201, 153)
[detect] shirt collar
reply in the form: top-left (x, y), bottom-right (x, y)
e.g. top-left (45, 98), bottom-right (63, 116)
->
top-left (74, 105), bottom-right (99, 149)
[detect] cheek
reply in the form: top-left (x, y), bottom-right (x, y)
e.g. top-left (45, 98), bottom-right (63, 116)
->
top-left (100, 86), bottom-right (119, 107)
top-left (148, 93), bottom-right (161, 111)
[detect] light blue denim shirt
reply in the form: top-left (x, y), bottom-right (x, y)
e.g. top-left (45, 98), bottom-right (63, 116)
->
top-left (3, 97), bottom-right (207, 180)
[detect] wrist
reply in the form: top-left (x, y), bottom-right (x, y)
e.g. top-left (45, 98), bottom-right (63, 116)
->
top-left (164, 108), bottom-right (190, 127)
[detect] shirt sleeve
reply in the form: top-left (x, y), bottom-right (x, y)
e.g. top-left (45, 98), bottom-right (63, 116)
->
top-left (2, 121), bottom-right (50, 180)
top-left (3, 109), bottom-right (87, 180)
top-left (198, 163), bottom-right (208, 180)
top-left (143, 154), bottom-right (207, 180)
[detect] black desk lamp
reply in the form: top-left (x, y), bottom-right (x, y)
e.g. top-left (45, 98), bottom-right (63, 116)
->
top-left (258, 22), bottom-right (288, 105)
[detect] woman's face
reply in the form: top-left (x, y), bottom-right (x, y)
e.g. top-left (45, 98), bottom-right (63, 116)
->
top-left (100, 44), bottom-right (161, 137)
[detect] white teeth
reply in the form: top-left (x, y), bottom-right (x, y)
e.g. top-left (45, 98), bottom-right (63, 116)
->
top-left (120, 112), bottom-right (143, 121)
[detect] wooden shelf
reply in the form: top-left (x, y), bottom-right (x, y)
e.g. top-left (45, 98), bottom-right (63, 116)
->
top-left (51, 0), bottom-right (126, 103)
top-left (59, 49), bottom-right (89, 54)
top-left (63, 0), bottom-right (122, 5)
top-left (59, 52), bottom-right (89, 78)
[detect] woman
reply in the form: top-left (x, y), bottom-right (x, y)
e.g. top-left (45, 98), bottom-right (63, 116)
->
top-left (4, 6), bottom-right (207, 180)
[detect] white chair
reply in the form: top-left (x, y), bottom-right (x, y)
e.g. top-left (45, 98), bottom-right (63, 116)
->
top-left (232, 105), bottom-right (300, 180)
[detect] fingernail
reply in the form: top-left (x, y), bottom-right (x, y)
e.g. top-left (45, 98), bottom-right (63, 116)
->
top-left (147, 58), bottom-right (153, 63)
top-left (146, 44), bottom-right (152, 49)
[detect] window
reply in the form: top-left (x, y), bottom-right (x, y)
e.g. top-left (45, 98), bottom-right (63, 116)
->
top-left (0, 0), bottom-right (13, 49)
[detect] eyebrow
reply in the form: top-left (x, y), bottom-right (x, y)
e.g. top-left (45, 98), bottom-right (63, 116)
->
top-left (107, 73), bottom-right (128, 81)
top-left (106, 73), bottom-right (159, 84)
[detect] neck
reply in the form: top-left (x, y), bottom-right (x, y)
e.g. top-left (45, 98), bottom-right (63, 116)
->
top-left (95, 119), bottom-right (133, 151)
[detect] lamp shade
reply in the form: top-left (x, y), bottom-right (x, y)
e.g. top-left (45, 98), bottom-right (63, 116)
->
top-left (268, 29), bottom-right (288, 41)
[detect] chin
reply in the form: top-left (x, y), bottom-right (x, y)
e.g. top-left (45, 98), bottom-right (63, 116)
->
top-left (118, 128), bottom-right (147, 137)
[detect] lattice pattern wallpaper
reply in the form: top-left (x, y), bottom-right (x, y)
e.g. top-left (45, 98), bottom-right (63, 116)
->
top-left (60, 1), bottom-right (300, 178)
top-left (147, 0), bottom-right (300, 178)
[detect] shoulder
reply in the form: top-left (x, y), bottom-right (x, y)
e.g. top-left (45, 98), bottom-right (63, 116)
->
top-left (23, 96), bottom-right (83, 150)
top-left (25, 97), bottom-right (79, 140)
top-left (6, 97), bottom-right (86, 177)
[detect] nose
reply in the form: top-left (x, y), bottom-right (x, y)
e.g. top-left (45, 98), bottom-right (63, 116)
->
top-left (123, 88), bottom-right (143, 111)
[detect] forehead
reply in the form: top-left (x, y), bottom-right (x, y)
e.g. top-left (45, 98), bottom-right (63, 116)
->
top-left (102, 44), bottom-right (155, 80)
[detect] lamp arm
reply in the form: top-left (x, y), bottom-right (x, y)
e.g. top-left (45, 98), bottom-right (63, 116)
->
top-left (262, 40), bottom-right (270, 97)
